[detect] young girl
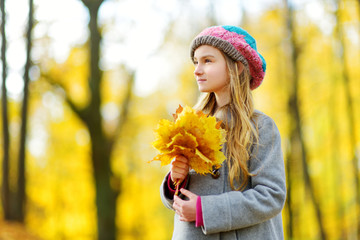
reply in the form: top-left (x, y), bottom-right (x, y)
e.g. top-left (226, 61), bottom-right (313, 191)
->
top-left (160, 25), bottom-right (286, 239)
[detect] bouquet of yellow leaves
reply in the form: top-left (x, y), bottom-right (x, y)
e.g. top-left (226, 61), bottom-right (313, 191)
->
top-left (151, 105), bottom-right (227, 178)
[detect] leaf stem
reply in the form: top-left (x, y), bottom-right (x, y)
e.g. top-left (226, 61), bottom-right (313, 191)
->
top-left (174, 180), bottom-right (181, 196)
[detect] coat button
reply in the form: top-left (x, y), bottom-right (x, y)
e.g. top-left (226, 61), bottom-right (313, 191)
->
top-left (212, 168), bottom-right (220, 179)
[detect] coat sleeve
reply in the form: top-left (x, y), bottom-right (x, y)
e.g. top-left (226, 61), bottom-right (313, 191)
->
top-left (201, 115), bottom-right (287, 235)
top-left (160, 173), bottom-right (175, 211)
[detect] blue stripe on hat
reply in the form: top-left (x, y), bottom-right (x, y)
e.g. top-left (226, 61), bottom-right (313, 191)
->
top-left (259, 54), bottom-right (266, 72)
top-left (222, 25), bottom-right (266, 72)
top-left (222, 25), bottom-right (257, 50)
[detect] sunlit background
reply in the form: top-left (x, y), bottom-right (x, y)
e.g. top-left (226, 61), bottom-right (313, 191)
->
top-left (0, 0), bottom-right (359, 239)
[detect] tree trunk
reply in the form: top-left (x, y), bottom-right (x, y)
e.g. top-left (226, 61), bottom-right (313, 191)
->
top-left (90, 131), bottom-right (117, 240)
top-left (335, 0), bottom-right (360, 237)
top-left (329, 72), bottom-right (347, 239)
top-left (80, 1), bottom-right (118, 239)
top-left (41, 0), bottom-right (135, 238)
top-left (283, 0), bottom-right (327, 239)
top-left (14, 0), bottom-right (34, 222)
top-left (285, 151), bottom-right (293, 238)
top-left (1, 0), bottom-right (11, 220)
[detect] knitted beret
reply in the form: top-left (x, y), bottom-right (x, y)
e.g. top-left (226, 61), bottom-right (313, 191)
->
top-left (190, 25), bottom-right (266, 90)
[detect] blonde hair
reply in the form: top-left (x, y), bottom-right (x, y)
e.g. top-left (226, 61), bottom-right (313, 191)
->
top-left (194, 53), bottom-right (259, 191)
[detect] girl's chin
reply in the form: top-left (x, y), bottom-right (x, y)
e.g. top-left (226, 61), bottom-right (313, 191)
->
top-left (198, 87), bottom-right (211, 93)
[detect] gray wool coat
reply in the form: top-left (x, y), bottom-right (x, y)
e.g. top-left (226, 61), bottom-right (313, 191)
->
top-left (160, 111), bottom-right (287, 240)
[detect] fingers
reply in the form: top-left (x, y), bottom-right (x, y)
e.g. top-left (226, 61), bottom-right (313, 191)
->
top-left (173, 195), bottom-right (185, 214)
top-left (173, 195), bottom-right (186, 220)
top-left (171, 155), bottom-right (189, 183)
top-left (173, 195), bottom-right (181, 214)
top-left (172, 156), bottom-right (189, 170)
top-left (173, 190), bottom-right (197, 222)
top-left (174, 155), bottom-right (188, 164)
top-left (179, 188), bottom-right (197, 199)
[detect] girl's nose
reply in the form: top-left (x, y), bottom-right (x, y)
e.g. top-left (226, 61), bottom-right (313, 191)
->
top-left (194, 64), bottom-right (203, 76)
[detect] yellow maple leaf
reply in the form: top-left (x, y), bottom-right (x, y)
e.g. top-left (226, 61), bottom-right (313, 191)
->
top-left (151, 105), bottom-right (227, 175)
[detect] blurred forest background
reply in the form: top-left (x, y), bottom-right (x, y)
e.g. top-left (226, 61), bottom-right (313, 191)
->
top-left (0, 0), bottom-right (359, 239)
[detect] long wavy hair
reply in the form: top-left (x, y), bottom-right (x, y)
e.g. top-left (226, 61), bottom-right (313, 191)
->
top-left (194, 52), bottom-right (259, 191)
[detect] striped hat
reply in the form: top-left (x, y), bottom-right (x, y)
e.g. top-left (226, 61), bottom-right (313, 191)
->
top-left (190, 25), bottom-right (266, 90)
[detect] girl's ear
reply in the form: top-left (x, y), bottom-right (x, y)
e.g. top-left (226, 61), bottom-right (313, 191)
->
top-left (237, 62), bottom-right (244, 74)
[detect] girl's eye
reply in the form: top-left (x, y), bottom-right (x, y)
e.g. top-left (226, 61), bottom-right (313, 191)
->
top-left (205, 59), bottom-right (212, 63)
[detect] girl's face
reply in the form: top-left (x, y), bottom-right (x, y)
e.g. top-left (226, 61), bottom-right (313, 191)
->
top-left (193, 45), bottom-right (230, 97)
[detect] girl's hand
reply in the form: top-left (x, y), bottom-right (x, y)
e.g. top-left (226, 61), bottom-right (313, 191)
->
top-left (173, 188), bottom-right (198, 222)
top-left (170, 155), bottom-right (189, 184)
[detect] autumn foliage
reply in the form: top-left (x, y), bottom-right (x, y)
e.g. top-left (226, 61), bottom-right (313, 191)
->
top-left (151, 105), bottom-right (227, 175)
